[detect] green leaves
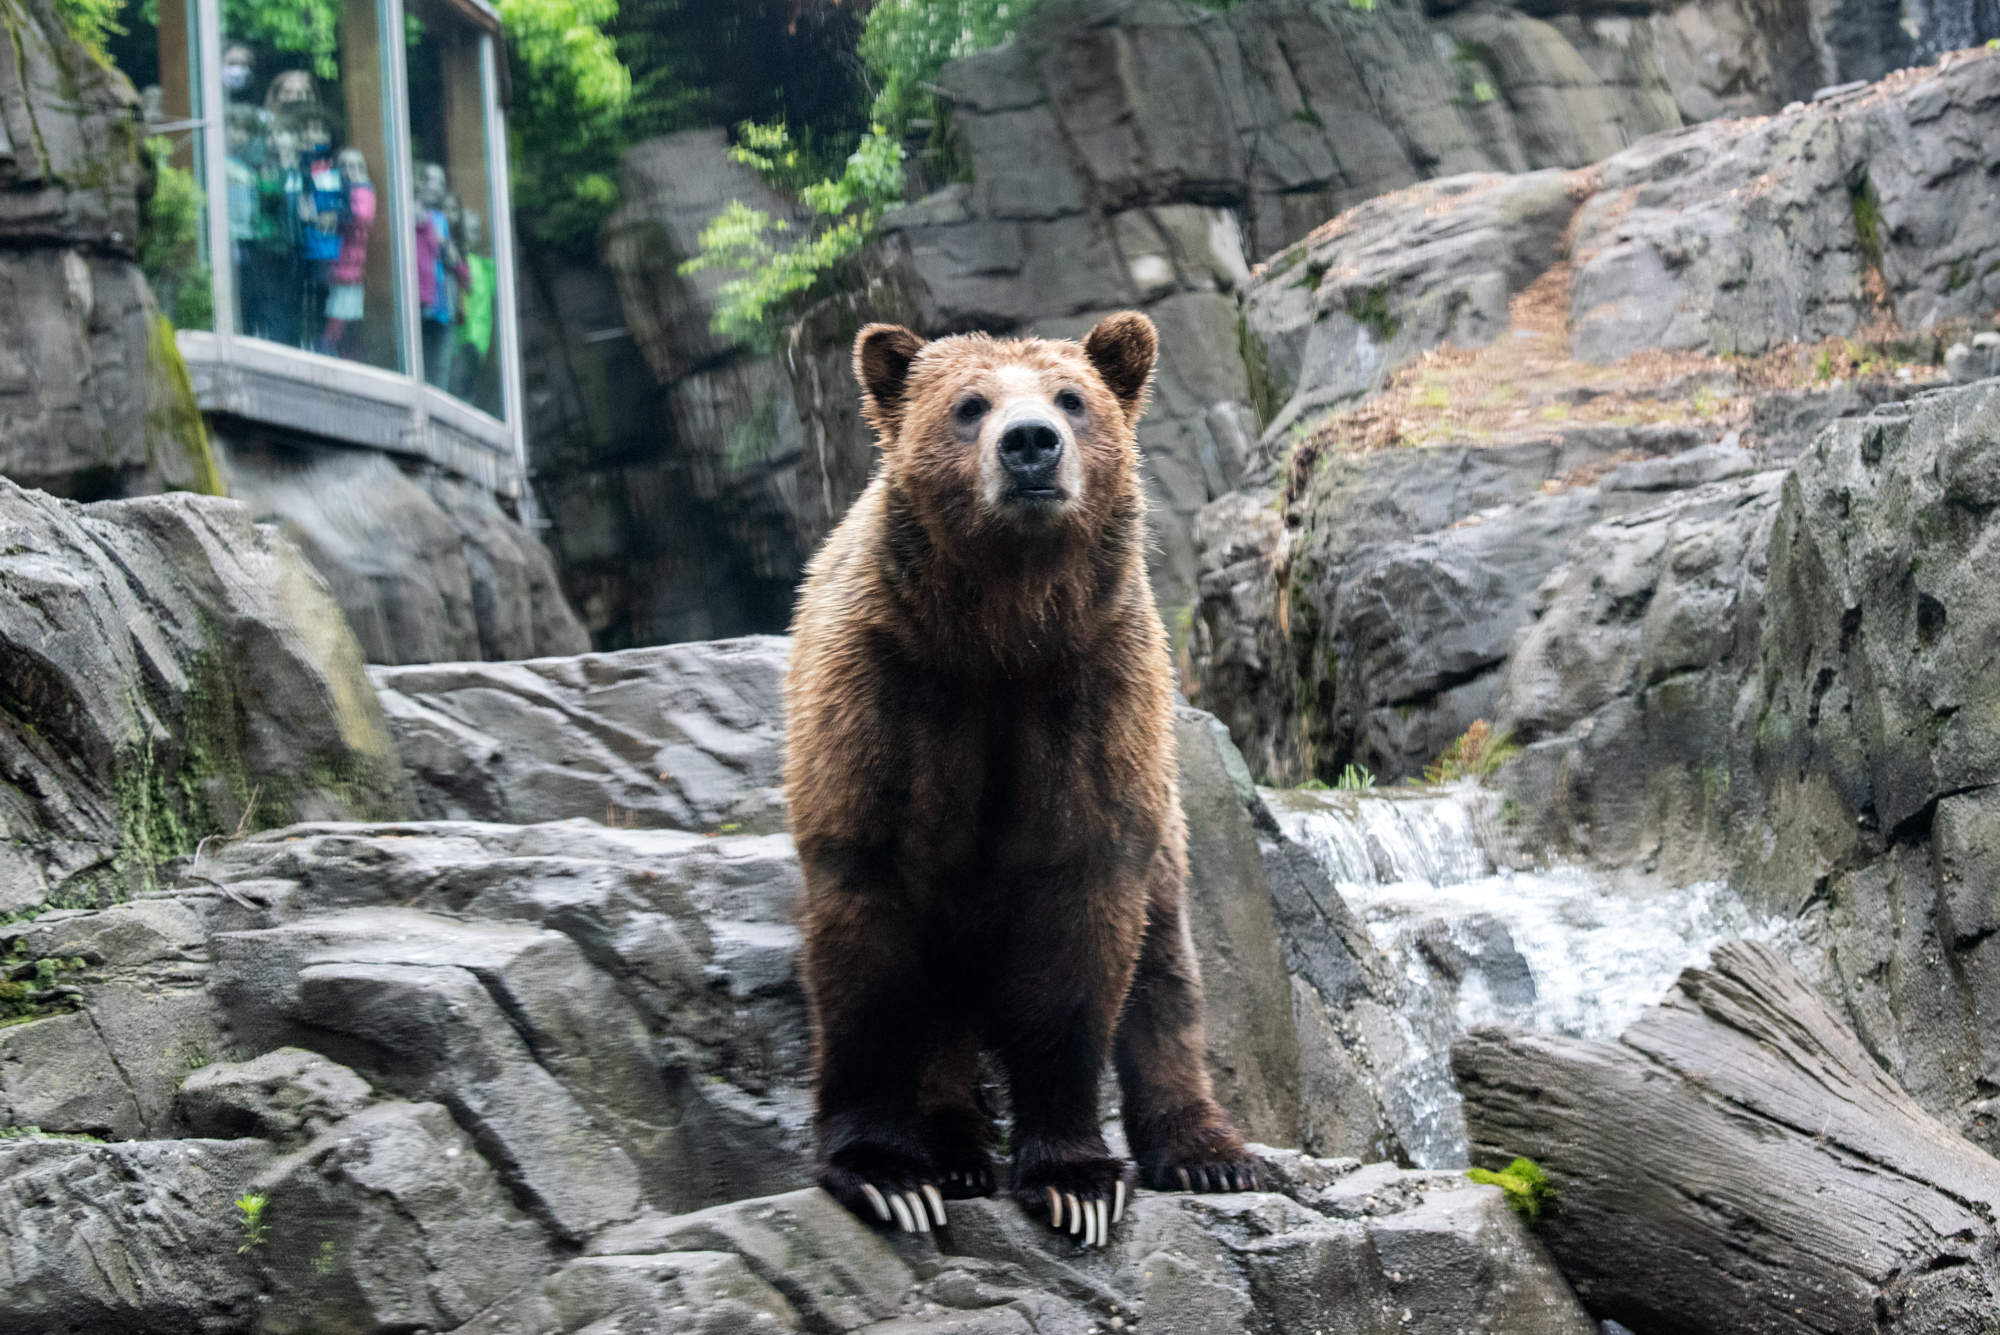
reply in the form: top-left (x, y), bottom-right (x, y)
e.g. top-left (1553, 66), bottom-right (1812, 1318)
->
top-left (1467, 1157), bottom-right (1553, 1223)
top-left (223, 0), bottom-right (342, 80)
top-left (683, 123), bottom-right (905, 347)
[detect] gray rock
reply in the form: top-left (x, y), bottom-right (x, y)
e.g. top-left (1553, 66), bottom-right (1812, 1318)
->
top-left (1172, 710), bottom-right (1301, 1147)
top-left (214, 442), bottom-right (588, 666)
top-left (0, 1011), bottom-right (143, 1141)
top-left (574, 1170), bottom-right (1595, 1335)
top-left (1246, 170), bottom-right (1578, 441)
top-left (175, 1048), bottom-right (373, 1143)
top-left (211, 909), bottom-right (656, 1239)
top-left (1568, 50), bottom-right (2000, 362)
top-left (0, 0), bottom-right (225, 505)
top-left (1495, 468), bottom-right (1785, 876)
top-left (1193, 427), bottom-right (1714, 785)
top-left (249, 1100), bottom-right (552, 1334)
top-left (1455, 940), bottom-right (2000, 1335)
top-left (368, 635), bottom-right (789, 830)
top-left (0, 481), bottom-right (412, 910)
top-left (0, 1134), bottom-right (272, 1332)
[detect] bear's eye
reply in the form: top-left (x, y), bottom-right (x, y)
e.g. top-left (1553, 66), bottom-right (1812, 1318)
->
top-left (956, 396), bottom-right (989, 424)
top-left (1056, 389), bottom-right (1085, 414)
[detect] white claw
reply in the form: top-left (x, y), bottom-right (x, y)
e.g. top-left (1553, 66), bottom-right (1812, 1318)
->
top-left (1067, 1193), bottom-right (1083, 1235)
top-left (1113, 1180), bottom-right (1126, 1224)
top-left (889, 1193), bottom-right (916, 1232)
top-left (1082, 1200), bottom-right (1097, 1247)
top-left (923, 1184), bottom-right (947, 1227)
top-left (908, 1192), bottom-right (931, 1233)
top-left (1097, 1199), bottom-right (1109, 1246)
top-left (861, 1183), bottom-right (892, 1222)
top-left (1048, 1187), bottom-right (1062, 1228)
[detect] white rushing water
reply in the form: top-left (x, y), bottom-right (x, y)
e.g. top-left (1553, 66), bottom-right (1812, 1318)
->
top-left (1265, 782), bottom-right (1797, 1167)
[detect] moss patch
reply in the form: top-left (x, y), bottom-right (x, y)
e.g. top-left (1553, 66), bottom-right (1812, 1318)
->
top-left (146, 315), bottom-right (225, 496)
top-left (1468, 1157), bottom-right (1553, 1223)
top-left (1850, 174), bottom-right (1884, 275)
top-left (1346, 284), bottom-right (1400, 344)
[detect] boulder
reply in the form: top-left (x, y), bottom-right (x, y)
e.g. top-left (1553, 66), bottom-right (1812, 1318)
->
top-left (1568, 50), bottom-right (2000, 363)
top-left (368, 635), bottom-right (789, 830)
top-left (1455, 940), bottom-right (2000, 1335)
top-left (570, 1168), bottom-right (1596, 1335)
top-left (213, 443), bottom-right (589, 666)
top-left (0, 1135), bottom-right (273, 1333)
top-left (0, 481), bottom-right (411, 910)
top-left (0, 0), bottom-right (221, 503)
top-left (1244, 169), bottom-right (1578, 440)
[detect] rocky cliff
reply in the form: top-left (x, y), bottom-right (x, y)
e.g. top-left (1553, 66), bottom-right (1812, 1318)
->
top-left (1190, 43), bottom-right (2000, 786)
top-left (0, 0), bottom-right (219, 502)
top-left (532, 0), bottom-right (2000, 646)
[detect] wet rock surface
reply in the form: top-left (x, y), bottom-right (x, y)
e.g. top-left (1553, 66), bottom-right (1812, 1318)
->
top-left (369, 635), bottom-right (789, 831)
top-left (1456, 940), bottom-right (2000, 1335)
top-left (0, 480), bottom-right (411, 911)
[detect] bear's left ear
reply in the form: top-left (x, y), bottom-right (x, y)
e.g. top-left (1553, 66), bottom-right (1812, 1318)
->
top-left (854, 324), bottom-right (927, 440)
top-left (1083, 312), bottom-right (1158, 416)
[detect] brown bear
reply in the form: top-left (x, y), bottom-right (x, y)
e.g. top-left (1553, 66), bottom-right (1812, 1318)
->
top-left (784, 312), bottom-right (1258, 1245)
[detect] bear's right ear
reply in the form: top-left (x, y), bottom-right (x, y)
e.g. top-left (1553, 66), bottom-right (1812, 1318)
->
top-left (854, 324), bottom-right (927, 440)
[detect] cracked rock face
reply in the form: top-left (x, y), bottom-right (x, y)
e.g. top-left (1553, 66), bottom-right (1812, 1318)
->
top-left (0, 481), bottom-right (413, 912)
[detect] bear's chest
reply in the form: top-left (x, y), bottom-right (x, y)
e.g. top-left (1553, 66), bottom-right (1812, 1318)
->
top-left (881, 669), bottom-right (1161, 876)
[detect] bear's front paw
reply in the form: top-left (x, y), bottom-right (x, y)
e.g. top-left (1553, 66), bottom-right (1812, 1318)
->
top-left (1011, 1153), bottom-right (1134, 1249)
top-left (1135, 1121), bottom-right (1262, 1194)
top-left (820, 1145), bottom-right (949, 1234)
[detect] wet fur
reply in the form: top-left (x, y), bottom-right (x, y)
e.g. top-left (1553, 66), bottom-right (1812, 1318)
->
top-left (786, 315), bottom-right (1255, 1234)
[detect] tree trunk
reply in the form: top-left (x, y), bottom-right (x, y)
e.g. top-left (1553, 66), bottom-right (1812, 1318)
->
top-left (1452, 939), bottom-right (2000, 1335)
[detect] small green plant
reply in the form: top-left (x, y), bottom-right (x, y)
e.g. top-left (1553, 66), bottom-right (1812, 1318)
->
top-left (141, 138), bottom-right (212, 331)
top-left (1814, 346), bottom-right (1836, 382)
top-left (1414, 383), bottom-right (1450, 410)
top-left (681, 122), bottom-right (905, 348)
top-left (1, 1124), bottom-right (106, 1142)
top-left (236, 1193), bottom-right (270, 1253)
top-left (1499, 794), bottom-right (1521, 825)
top-left (1296, 777), bottom-right (1331, 792)
top-left (1850, 174), bottom-right (1884, 272)
top-left (1468, 1157), bottom-right (1553, 1223)
top-left (1347, 284), bottom-right (1400, 343)
top-left (1335, 763), bottom-right (1377, 790)
top-left (51, 0), bottom-right (126, 55)
top-left (1471, 80), bottom-right (1496, 103)
top-left (1424, 719), bottom-right (1521, 784)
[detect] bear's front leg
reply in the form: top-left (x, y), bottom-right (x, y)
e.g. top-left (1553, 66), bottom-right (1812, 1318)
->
top-left (1116, 857), bottom-right (1262, 1194)
top-left (803, 869), bottom-right (950, 1234)
top-left (996, 922), bottom-right (1139, 1249)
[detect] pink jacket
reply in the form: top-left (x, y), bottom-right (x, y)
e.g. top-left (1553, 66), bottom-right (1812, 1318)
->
top-left (328, 184), bottom-right (375, 286)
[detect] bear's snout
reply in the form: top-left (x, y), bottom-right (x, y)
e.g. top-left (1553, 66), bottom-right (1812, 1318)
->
top-left (998, 416), bottom-right (1065, 494)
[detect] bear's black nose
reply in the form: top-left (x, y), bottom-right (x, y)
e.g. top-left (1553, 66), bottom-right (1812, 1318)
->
top-left (999, 417), bottom-right (1064, 491)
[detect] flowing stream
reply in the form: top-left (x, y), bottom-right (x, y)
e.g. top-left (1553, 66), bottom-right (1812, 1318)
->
top-left (1264, 782), bottom-right (1795, 1167)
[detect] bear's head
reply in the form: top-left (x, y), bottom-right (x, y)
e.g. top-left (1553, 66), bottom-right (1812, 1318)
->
top-left (852, 313), bottom-right (1158, 557)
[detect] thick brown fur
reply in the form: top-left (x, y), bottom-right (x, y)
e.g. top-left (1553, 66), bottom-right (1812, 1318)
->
top-left (785, 313), bottom-right (1256, 1238)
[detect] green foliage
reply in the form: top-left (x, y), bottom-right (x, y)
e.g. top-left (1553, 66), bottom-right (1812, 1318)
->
top-left (1348, 284), bottom-right (1400, 343)
top-left (140, 138), bottom-right (213, 332)
top-left (0, 936), bottom-right (86, 1029)
top-left (681, 123), bottom-right (904, 347)
top-left (52, 0), bottom-right (127, 56)
top-left (860, 0), bottom-right (1038, 136)
top-left (0, 1124), bottom-right (106, 1142)
top-left (507, 0), bottom-right (704, 256)
top-left (236, 1193), bottom-right (270, 1253)
top-left (1335, 763), bottom-right (1376, 791)
top-left (1468, 1157), bottom-right (1553, 1223)
top-left (224, 0), bottom-right (341, 80)
top-left (1850, 173), bottom-right (1884, 272)
top-left (1424, 719), bottom-right (1521, 784)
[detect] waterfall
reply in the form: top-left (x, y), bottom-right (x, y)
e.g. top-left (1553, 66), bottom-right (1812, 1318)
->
top-left (1266, 782), bottom-right (1797, 1167)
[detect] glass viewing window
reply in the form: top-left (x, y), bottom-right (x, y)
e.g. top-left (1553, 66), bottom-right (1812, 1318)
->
top-left (122, 0), bottom-right (525, 494)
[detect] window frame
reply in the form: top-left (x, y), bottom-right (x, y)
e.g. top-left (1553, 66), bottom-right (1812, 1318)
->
top-left (180, 0), bottom-right (527, 512)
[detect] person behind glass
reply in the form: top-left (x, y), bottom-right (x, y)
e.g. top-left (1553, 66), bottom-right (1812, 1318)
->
top-left (295, 108), bottom-right (346, 349)
top-left (450, 208), bottom-right (496, 403)
top-left (319, 149), bottom-right (374, 358)
top-left (412, 164), bottom-right (468, 389)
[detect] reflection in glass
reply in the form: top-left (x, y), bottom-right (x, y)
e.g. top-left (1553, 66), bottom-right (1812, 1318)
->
top-left (405, 0), bottom-right (502, 417)
top-left (111, 0), bottom-right (211, 330)
top-left (219, 0), bottom-right (401, 371)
